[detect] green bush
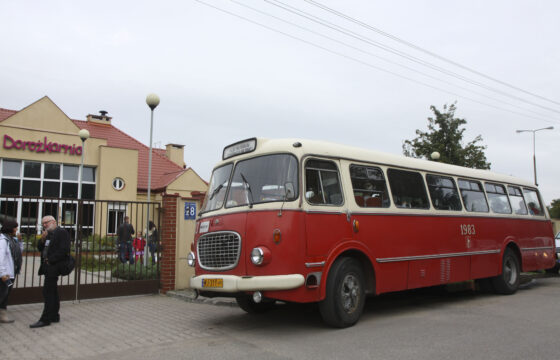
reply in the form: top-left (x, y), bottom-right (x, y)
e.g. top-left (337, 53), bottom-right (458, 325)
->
top-left (111, 262), bottom-right (159, 280)
top-left (81, 235), bottom-right (117, 252)
top-left (79, 253), bottom-right (118, 271)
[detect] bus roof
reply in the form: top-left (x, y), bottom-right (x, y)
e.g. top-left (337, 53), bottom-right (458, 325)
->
top-left (218, 138), bottom-right (535, 189)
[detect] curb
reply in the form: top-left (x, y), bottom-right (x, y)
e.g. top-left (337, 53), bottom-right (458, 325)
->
top-left (166, 289), bottom-right (238, 307)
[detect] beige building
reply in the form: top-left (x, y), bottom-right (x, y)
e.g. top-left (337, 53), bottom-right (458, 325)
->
top-left (0, 96), bottom-right (207, 289)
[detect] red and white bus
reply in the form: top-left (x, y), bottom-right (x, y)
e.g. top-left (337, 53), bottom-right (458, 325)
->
top-left (188, 138), bottom-right (556, 327)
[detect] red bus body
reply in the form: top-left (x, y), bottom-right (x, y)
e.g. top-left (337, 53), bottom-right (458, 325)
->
top-left (189, 138), bottom-right (556, 325)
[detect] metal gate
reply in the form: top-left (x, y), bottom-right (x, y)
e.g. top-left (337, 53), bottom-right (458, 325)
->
top-left (1, 196), bottom-right (161, 305)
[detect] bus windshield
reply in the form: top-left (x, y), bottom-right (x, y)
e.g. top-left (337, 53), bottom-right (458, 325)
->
top-left (225, 154), bottom-right (298, 208)
top-left (201, 163), bottom-right (233, 213)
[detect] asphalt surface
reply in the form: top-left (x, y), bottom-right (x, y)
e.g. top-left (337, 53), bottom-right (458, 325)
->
top-left (1, 273), bottom-right (559, 360)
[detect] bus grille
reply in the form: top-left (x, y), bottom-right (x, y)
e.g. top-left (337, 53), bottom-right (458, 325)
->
top-left (197, 231), bottom-right (241, 271)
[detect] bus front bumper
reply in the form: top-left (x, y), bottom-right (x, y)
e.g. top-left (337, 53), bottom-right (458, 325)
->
top-left (189, 274), bottom-right (305, 292)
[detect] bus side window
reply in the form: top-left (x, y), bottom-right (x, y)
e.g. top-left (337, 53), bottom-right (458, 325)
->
top-left (387, 169), bottom-right (430, 209)
top-left (426, 174), bottom-right (462, 211)
top-left (458, 179), bottom-right (489, 212)
top-left (349, 165), bottom-right (390, 208)
top-left (305, 159), bottom-right (343, 206)
top-left (522, 188), bottom-right (544, 216)
top-left (508, 186), bottom-right (528, 215)
top-left (485, 183), bottom-right (512, 214)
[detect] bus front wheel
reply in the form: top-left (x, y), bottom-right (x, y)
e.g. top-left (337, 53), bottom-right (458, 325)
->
top-left (491, 248), bottom-right (520, 295)
top-left (319, 257), bottom-right (366, 328)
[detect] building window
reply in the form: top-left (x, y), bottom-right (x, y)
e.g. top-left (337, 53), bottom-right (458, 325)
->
top-left (112, 177), bottom-right (125, 191)
top-left (44, 163), bottom-right (60, 179)
top-left (0, 159), bottom-right (97, 233)
top-left (107, 203), bottom-right (127, 235)
top-left (63, 165), bottom-right (79, 181)
top-left (0, 160), bottom-right (96, 199)
top-left (2, 160), bottom-right (21, 177)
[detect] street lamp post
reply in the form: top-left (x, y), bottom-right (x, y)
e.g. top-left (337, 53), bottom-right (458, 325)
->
top-left (78, 129), bottom-right (90, 199)
top-left (516, 126), bottom-right (554, 186)
top-left (76, 128), bottom-right (89, 302)
top-left (145, 94), bottom-right (160, 266)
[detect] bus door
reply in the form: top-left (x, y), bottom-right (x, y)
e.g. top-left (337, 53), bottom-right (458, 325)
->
top-left (303, 158), bottom-right (353, 257)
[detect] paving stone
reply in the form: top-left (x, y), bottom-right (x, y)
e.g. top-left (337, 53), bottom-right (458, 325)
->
top-left (0, 294), bottom-right (241, 360)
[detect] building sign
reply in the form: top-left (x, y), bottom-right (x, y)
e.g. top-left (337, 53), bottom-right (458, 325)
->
top-left (184, 202), bottom-right (196, 220)
top-left (3, 134), bottom-right (82, 156)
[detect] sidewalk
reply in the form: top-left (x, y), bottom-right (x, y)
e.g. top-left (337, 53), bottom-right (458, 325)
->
top-left (0, 293), bottom-right (241, 360)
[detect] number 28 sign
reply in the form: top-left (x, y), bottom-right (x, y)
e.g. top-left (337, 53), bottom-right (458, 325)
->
top-left (184, 202), bottom-right (196, 220)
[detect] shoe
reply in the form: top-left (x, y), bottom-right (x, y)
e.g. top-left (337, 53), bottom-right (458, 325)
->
top-left (0, 309), bottom-right (14, 323)
top-left (29, 320), bottom-right (50, 328)
top-left (51, 316), bottom-right (60, 323)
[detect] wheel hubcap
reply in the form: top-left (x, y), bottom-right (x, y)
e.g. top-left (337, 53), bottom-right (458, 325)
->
top-left (340, 274), bottom-right (361, 314)
top-left (504, 257), bottom-right (518, 285)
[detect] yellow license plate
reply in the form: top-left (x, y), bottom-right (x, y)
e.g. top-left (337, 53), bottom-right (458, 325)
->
top-left (202, 278), bottom-right (223, 288)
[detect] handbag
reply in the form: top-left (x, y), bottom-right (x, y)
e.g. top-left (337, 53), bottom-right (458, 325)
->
top-left (58, 255), bottom-right (75, 276)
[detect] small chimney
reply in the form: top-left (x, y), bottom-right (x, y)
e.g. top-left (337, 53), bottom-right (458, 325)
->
top-left (86, 110), bottom-right (112, 125)
top-left (165, 143), bottom-right (186, 168)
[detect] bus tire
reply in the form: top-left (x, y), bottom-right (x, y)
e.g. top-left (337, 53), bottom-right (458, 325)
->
top-left (236, 295), bottom-right (276, 314)
top-left (545, 263), bottom-right (560, 274)
top-left (491, 248), bottom-right (520, 295)
top-left (319, 257), bottom-right (366, 328)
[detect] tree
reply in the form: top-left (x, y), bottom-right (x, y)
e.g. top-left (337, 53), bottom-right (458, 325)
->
top-left (548, 199), bottom-right (560, 218)
top-left (403, 103), bottom-right (491, 169)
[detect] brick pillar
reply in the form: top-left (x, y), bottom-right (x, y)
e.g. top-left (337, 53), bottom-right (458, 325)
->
top-left (160, 193), bottom-right (179, 294)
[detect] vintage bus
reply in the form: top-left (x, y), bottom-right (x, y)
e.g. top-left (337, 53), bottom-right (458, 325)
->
top-left (188, 138), bottom-right (556, 327)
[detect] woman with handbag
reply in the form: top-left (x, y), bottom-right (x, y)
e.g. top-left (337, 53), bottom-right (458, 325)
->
top-left (0, 220), bottom-right (20, 324)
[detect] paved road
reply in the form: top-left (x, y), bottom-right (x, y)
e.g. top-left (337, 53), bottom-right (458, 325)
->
top-left (2, 275), bottom-right (559, 360)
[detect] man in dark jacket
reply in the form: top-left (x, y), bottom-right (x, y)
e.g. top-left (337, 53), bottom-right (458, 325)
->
top-left (30, 216), bottom-right (70, 328)
top-left (117, 216), bottom-right (134, 264)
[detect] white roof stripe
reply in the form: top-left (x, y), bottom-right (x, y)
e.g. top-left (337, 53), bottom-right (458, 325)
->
top-left (217, 138), bottom-right (535, 188)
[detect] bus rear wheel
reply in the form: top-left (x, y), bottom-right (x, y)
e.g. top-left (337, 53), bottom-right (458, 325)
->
top-left (319, 257), bottom-right (366, 328)
top-left (491, 248), bottom-right (520, 295)
top-left (235, 295), bottom-right (276, 314)
top-left (545, 263), bottom-right (560, 274)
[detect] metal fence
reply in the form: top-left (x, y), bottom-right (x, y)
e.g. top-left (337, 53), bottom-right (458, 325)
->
top-left (1, 195), bottom-right (161, 304)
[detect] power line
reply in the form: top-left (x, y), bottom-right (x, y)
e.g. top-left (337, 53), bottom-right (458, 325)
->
top-left (228, 0), bottom-right (553, 123)
top-left (304, 0), bottom-right (560, 107)
top-left (193, 0), bottom-right (558, 124)
top-left (264, 0), bottom-right (560, 116)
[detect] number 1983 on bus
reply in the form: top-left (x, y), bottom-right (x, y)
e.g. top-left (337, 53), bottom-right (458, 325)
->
top-left (460, 224), bottom-right (476, 235)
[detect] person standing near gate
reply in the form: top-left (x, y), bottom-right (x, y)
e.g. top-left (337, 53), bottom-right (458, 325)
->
top-left (144, 221), bottom-right (159, 264)
top-left (30, 216), bottom-right (70, 328)
top-left (117, 216), bottom-right (135, 264)
top-left (0, 220), bottom-right (21, 324)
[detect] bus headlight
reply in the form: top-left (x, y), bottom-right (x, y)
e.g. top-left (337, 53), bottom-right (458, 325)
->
top-left (250, 246), bottom-right (271, 266)
top-left (187, 251), bottom-right (196, 267)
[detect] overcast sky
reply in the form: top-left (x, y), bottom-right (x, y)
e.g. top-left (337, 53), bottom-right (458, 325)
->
top-left (2, 0), bottom-right (559, 204)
